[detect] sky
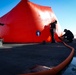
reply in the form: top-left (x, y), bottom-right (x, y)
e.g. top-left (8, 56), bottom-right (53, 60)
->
top-left (0, 0), bottom-right (76, 38)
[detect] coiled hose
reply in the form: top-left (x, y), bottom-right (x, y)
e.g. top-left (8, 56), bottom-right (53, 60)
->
top-left (19, 41), bottom-right (74, 75)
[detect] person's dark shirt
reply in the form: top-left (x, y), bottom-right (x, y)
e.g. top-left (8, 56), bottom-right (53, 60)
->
top-left (50, 23), bottom-right (56, 29)
top-left (63, 30), bottom-right (74, 39)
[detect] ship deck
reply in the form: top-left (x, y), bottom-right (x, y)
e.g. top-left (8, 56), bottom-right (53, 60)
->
top-left (0, 42), bottom-right (72, 75)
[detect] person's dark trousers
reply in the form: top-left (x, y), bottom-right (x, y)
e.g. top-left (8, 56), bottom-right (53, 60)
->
top-left (50, 29), bottom-right (55, 43)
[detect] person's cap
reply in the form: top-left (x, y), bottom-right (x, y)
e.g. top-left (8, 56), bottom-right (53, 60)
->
top-left (64, 29), bottom-right (67, 32)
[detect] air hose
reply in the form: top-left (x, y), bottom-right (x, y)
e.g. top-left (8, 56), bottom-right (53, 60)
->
top-left (19, 41), bottom-right (74, 75)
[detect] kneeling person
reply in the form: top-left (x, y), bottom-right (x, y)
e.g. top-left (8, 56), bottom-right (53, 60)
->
top-left (60, 29), bottom-right (74, 43)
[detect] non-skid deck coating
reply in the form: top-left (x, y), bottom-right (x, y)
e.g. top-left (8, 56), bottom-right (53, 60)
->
top-left (0, 43), bottom-right (71, 75)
